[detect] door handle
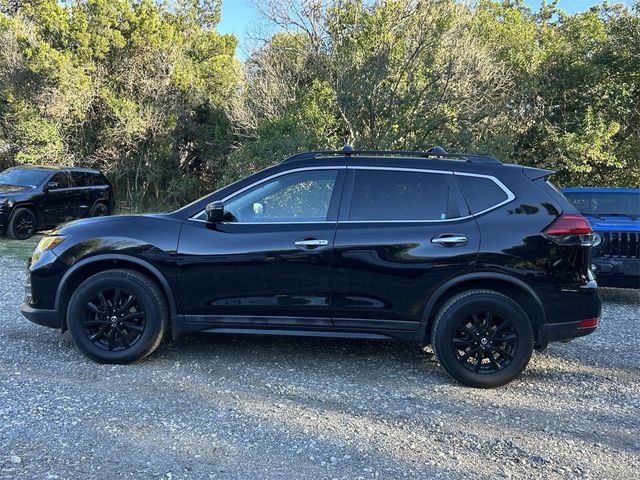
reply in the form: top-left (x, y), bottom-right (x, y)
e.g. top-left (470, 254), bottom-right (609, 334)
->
top-left (294, 239), bottom-right (329, 248)
top-left (431, 234), bottom-right (468, 246)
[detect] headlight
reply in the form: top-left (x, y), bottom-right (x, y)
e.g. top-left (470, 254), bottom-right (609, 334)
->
top-left (31, 235), bottom-right (67, 263)
top-left (0, 198), bottom-right (14, 208)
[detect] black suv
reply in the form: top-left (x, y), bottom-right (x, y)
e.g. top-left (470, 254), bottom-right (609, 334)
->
top-left (21, 147), bottom-right (601, 387)
top-left (0, 166), bottom-right (113, 240)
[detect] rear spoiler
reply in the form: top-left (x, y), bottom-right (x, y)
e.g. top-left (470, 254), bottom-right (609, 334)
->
top-left (522, 166), bottom-right (555, 180)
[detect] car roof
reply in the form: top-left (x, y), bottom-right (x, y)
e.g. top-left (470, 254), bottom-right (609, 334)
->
top-left (561, 187), bottom-right (640, 194)
top-left (5, 165), bottom-right (101, 174)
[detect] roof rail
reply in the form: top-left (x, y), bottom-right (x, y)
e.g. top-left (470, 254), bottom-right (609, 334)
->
top-left (281, 145), bottom-right (502, 165)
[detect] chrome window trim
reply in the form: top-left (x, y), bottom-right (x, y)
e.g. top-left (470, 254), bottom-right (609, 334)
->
top-left (189, 165), bottom-right (515, 224)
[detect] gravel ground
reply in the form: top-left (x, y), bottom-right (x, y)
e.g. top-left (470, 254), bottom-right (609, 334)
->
top-left (0, 253), bottom-right (638, 479)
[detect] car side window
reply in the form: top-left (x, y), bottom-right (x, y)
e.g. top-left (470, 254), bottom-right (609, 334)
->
top-left (70, 172), bottom-right (89, 187)
top-left (49, 172), bottom-right (70, 189)
top-left (223, 170), bottom-right (339, 223)
top-left (456, 175), bottom-right (508, 214)
top-left (347, 169), bottom-right (461, 221)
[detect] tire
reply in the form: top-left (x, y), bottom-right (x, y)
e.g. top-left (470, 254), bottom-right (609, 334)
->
top-left (431, 289), bottom-right (534, 388)
top-left (7, 207), bottom-right (37, 240)
top-left (90, 202), bottom-right (110, 217)
top-left (66, 269), bottom-right (168, 364)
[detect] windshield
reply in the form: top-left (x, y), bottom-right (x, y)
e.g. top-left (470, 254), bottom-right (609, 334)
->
top-left (0, 169), bottom-right (50, 188)
top-left (563, 192), bottom-right (640, 218)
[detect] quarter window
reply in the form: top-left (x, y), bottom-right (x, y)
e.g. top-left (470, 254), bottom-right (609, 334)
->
top-left (348, 170), bottom-right (461, 221)
top-left (456, 175), bottom-right (508, 214)
top-left (222, 169), bottom-right (339, 223)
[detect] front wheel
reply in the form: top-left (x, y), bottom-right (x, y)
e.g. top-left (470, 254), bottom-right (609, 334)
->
top-left (66, 269), bottom-right (168, 364)
top-left (7, 208), bottom-right (37, 240)
top-left (431, 289), bottom-right (534, 388)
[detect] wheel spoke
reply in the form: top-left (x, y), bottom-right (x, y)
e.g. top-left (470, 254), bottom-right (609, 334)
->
top-left (82, 319), bottom-right (108, 327)
top-left (123, 323), bottom-right (144, 332)
top-left (487, 351), bottom-right (502, 371)
top-left (492, 345), bottom-right (513, 359)
top-left (98, 292), bottom-right (108, 310)
top-left (120, 311), bottom-right (144, 322)
top-left (107, 328), bottom-right (116, 351)
top-left (89, 324), bottom-right (109, 342)
top-left (116, 295), bottom-right (136, 314)
top-left (113, 288), bottom-right (122, 308)
top-left (86, 302), bottom-right (103, 315)
top-left (461, 346), bottom-right (482, 359)
top-left (115, 327), bottom-right (130, 348)
top-left (497, 333), bottom-right (518, 344)
top-left (473, 351), bottom-right (484, 372)
top-left (452, 337), bottom-right (474, 346)
top-left (485, 311), bottom-right (494, 331)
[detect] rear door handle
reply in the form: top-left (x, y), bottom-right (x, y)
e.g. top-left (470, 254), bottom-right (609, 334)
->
top-left (294, 239), bottom-right (329, 248)
top-left (431, 234), bottom-right (468, 246)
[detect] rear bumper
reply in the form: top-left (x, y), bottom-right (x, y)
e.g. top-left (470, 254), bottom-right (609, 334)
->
top-left (21, 304), bottom-right (60, 329)
top-left (541, 318), bottom-right (599, 346)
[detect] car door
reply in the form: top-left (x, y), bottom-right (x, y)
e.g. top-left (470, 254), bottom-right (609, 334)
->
top-left (176, 166), bottom-right (345, 328)
top-left (41, 172), bottom-right (75, 225)
top-left (331, 166), bottom-right (481, 331)
top-left (69, 171), bottom-right (92, 218)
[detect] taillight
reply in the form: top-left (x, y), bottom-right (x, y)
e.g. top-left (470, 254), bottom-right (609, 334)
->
top-left (577, 318), bottom-right (599, 329)
top-left (543, 214), bottom-right (595, 245)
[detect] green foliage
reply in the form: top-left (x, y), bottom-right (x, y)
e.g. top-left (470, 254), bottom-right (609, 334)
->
top-left (0, 0), bottom-right (638, 212)
top-left (0, 0), bottom-right (239, 210)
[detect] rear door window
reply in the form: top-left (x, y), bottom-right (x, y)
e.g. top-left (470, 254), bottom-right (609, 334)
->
top-left (347, 169), bottom-right (462, 221)
top-left (70, 172), bottom-right (89, 187)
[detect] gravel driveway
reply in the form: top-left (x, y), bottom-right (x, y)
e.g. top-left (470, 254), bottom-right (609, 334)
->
top-left (0, 250), bottom-right (638, 479)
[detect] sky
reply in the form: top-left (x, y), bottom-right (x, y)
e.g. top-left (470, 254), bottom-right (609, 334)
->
top-left (218, 0), bottom-right (607, 58)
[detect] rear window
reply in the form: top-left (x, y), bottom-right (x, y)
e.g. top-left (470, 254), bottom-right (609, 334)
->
top-left (563, 192), bottom-right (640, 217)
top-left (456, 175), bottom-right (509, 214)
top-left (348, 170), bottom-right (461, 221)
top-left (71, 171), bottom-right (106, 187)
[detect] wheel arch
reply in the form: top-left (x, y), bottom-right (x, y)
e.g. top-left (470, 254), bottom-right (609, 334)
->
top-left (423, 273), bottom-right (547, 348)
top-left (55, 254), bottom-right (177, 337)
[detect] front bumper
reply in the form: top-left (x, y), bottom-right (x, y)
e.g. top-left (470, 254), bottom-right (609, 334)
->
top-left (21, 304), bottom-right (60, 328)
top-left (592, 257), bottom-right (639, 289)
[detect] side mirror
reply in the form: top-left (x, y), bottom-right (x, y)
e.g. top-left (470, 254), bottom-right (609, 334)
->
top-left (205, 201), bottom-right (225, 224)
top-left (43, 181), bottom-right (58, 193)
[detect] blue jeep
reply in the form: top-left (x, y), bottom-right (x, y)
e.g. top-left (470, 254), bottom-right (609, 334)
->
top-left (562, 188), bottom-right (640, 289)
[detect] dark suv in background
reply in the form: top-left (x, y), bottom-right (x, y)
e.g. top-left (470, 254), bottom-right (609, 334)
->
top-left (20, 147), bottom-right (601, 388)
top-left (0, 166), bottom-right (113, 240)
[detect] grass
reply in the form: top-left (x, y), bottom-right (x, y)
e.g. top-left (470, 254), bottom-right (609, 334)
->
top-left (0, 234), bottom-right (43, 262)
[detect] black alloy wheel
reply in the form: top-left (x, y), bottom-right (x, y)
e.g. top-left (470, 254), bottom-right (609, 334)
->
top-left (431, 289), bottom-right (534, 388)
top-left (451, 310), bottom-right (518, 374)
top-left (82, 287), bottom-right (146, 352)
top-left (67, 269), bottom-right (168, 364)
top-left (7, 208), bottom-right (36, 240)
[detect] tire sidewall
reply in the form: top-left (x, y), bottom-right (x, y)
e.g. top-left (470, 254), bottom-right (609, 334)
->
top-left (67, 273), bottom-right (163, 363)
top-left (433, 292), bottom-right (534, 388)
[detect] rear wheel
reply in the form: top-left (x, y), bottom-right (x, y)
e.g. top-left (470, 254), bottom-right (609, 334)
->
top-left (431, 289), bottom-right (534, 388)
top-left (66, 269), bottom-right (168, 364)
top-left (7, 208), bottom-right (37, 240)
top-left (90, 202), bottom-right (110, 217)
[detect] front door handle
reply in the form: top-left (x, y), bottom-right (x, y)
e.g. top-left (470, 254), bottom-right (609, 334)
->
top-left (294, 239), bottom-right (329, 248)
top-left (431, 234), bottom-right (468, 246)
